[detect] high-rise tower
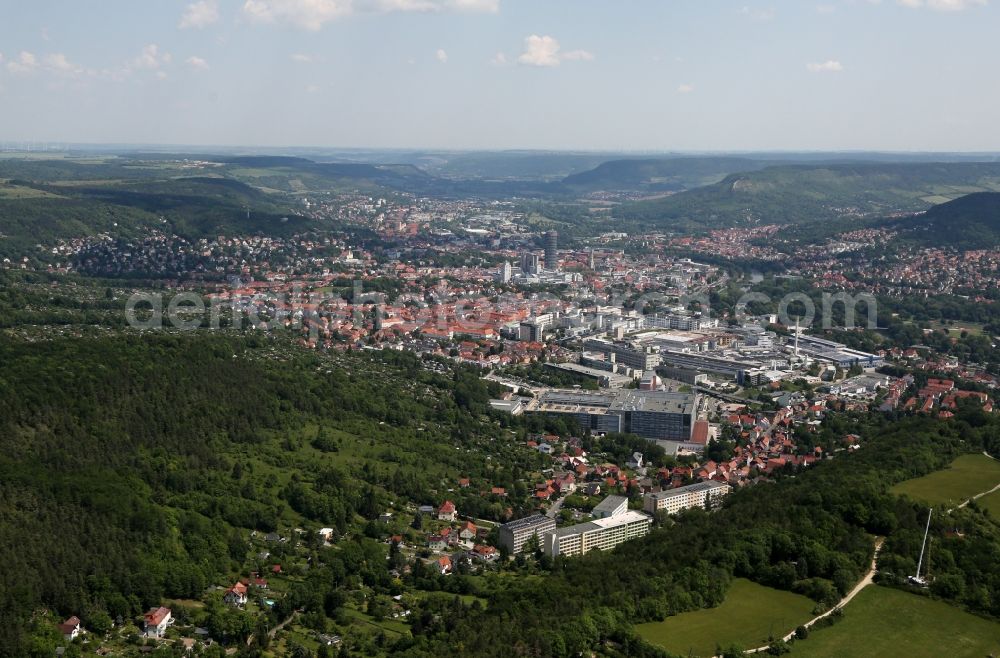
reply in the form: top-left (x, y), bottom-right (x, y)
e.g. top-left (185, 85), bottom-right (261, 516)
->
top-left (544, 230), bottom-right (558, 270)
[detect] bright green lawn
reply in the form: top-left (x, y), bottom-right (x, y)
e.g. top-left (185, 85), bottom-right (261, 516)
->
top-left (635, 578), bottom-right (816, 657)
top-left (891, 454), bottom-right (1000, 508)
top-left (791, 586), bottom-right (1000, 657)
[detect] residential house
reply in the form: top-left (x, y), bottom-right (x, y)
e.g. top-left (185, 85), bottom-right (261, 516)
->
top-left (459, 521), bottom-right (477, 542)
top-left (437, 500), bottom-right (457, 522)
top-left (472, 544), bottom-right (498, 562)
top-left (143, 607), bottom-right (172, 638)
top-left (223, 582), bottom-right (249, 606)
top-left (57, 616), bottom-right (82, 641)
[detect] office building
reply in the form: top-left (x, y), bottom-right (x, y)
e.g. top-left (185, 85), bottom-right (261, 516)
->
top-left (519, 312), bottom-right (553, 342)
top-left (657, 366), bottom-right (708, 386)
top-left (645, 314), bottom-right (719, 331)
top-left (542, 510), bottom-right (652, 557)
top-left (790, 334), bottom-right (884, 369)
top-left (544, 230), bottom-right (559, 270)
top-left (520, 253), bottom-right (541, 275)
top-left (644, 481), bottom-right (731, 515)
top-left (657, 349), bottom-right (766, 382)
top-left (527, 389), bottom-right (696, 440)
top-left (499, 514), bottom-right (557, 554)
top-left (584, 337), bottom-right (662, 371)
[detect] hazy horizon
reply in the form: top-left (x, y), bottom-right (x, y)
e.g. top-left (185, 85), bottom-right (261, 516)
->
top-left (2, 0), bottom-right (999, 151)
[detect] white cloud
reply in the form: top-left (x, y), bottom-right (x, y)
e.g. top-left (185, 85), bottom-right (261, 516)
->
top-left (490, 52), bottom-right (507, 66)
top-left (436, 48), bottom-right (448, 63)
top-left (305, 83), bottom-right (321, 93)
top-left (242, 0), bottom-right (497, 29)
top-left (6, 51), bottom-right (39, 74)
top-left (243, 0), bottom-right (351, 30)
top-left (447, 0), bottom-right (499, 11)
top-left (517, 35), bottom-right (593, 67)
top-left (370, 0), bottom-right (498, 11)
top-left (677, 84), bottom-right (694, 93)
top-left (44, 53), bottom-right (85, 75)
top-left (185, 56), bottom-right (210, 70)
top-left (291, 53), bottom-right (314, 63)
top-left (131, 44), bottom-right (171, 71)
top-left (5, 50), bottom-right (92, 78)
top-left (897, 0), bottom-right (987, 8)
top-left (807, 59), bottom-right (844, 72)
top-left (372, 0), bottom-right (439, 11)
top-left (739, 5), bottom-right (776, 20)
top-left (179, 0), bottom-right (220, 29)
top-left (561, 49), bottom-right (594, 62)
top-left (816, 4), bottom-right (837, 12)
top-left (518, 35), bottom-right (560, 66)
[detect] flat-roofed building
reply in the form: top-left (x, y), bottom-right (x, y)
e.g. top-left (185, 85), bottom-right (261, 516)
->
top-left (591, 494), bottom-right (628, 519)
top-left (645, 314), bottom-right (719, 331)
top-left (791, 334), bottom-right (884, 369)
top-left (658, 349), bottom-right (764, 380)
top-left (584, 337), bottom-right (662, 371)
top-left (542, 510), bottom-right (652, 558)
top-left (498, 514), bottom-right (557, 555)
top-left (526, 389), bottom-right (696, 441)
top-left (644, 481), bottom-right (731, 515)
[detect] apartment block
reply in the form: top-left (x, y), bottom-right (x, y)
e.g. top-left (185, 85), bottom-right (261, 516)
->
top-left (498, 514), bottom-right (557, 554)
top-left (644, 481), bottom-right (731, 515)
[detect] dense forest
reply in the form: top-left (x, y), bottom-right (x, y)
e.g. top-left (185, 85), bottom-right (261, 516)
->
top-left (0, 333), bottom-right (546, 655)
top-left (3, 326), bottom-right (1000, 657)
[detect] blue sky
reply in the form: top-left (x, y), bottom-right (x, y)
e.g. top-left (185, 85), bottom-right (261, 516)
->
top-left (0, 0), bottom-right (997, 151)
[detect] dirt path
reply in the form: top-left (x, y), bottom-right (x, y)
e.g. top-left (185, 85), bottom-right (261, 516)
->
top-left (955, 452), bottom-right (1000, 511)
top-left (713, 537), bottom-right (884, 657)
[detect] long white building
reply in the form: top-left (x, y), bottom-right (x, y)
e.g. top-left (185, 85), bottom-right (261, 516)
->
top-left (643, 481), bottom-right (731, 515)
top-left (542, 509), bottom-right (652, 558)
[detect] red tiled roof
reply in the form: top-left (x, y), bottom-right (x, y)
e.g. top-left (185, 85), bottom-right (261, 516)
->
top-left (144, 607), bottom-right (171, 626)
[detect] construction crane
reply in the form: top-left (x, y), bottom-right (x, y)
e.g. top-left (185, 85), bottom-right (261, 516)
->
top-left (908, 508), bottom-right (933, 587)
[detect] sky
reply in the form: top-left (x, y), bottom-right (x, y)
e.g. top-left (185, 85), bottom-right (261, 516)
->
top-left (0, 0), bottom-right (998, 151)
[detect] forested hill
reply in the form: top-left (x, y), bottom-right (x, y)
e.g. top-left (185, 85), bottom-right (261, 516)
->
top-left (890, 192), bottom-right (1000, 250)
top-left (5, 328), bottom-right (1000, 656)
top-left (560, 157), bottom-right (775, 193)
top-left (0, 175), bottom-right (315, 259)
top-left (0, 333), bottom-right (519, 655)
top-left (613, 162), bottom-right (1000, 232)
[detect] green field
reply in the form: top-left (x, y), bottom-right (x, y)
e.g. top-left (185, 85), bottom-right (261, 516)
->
top-left (635, 578), bottom-right (816, 657)
top-left (929, 320), bottom-right (986, 337)
top-left (342, 606), bottom-right (411, 636)
top-left (791, 586), bottom-right (1000, 657)
top-left (976, 487), bottom-right (1000, 518)
top-left (891, 454), bottom-right (1000, 508)
top-left (0, 182), bottom-right (64, 199)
